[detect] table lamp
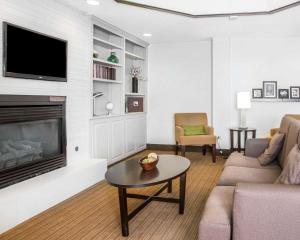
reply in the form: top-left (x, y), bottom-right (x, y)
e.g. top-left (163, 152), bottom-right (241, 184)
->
top-left (93, 92), bottom-right (104, 116)
top-left (237, 91), bottom-right (251, 129)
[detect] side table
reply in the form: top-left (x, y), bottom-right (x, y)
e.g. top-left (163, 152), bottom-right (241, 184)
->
top-left (230, 128), bottom-right (256, 153)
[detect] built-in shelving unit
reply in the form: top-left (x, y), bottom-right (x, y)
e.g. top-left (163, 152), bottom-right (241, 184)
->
top-left (92, 23), bottom-right (125, 116)
top-left (125, 39), bottom-right (147, 114)
top-left (92, 19), bottom-right (148, 117)
top-left (91, 17), bottom-right (149, 165)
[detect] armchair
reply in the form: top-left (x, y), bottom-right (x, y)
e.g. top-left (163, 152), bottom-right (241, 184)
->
top-left (174, 113), bottom-right (217, 162)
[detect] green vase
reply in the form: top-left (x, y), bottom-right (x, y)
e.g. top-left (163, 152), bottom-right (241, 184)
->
top-left (107, 52), bottom-right (119, 63)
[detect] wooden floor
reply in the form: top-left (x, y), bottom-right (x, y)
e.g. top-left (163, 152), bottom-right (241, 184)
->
top-left (0, 150), bottom-right (225, 240)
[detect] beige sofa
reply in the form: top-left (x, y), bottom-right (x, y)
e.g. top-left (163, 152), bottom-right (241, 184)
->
top-left (199, 115), bottom-right (300, 240)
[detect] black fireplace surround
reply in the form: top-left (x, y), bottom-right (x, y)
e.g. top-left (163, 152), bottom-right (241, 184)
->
top-left (0, 95), bottom-right (66, 189)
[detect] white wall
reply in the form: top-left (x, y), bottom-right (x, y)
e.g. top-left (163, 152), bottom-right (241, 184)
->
top-left (0, 0), bottom-right (106, 233)
top-left (213, 37), bottom-right (300, 148)
top-left (148, 37), bottom-right (300, 149)
top-left (147, 41), bottom-right (212, 144)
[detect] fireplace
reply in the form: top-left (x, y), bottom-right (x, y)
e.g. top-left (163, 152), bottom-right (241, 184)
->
top-left (0, 95), bottom-right (66, 189)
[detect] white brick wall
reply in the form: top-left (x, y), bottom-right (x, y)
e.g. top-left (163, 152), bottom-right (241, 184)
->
top-left (0, 0), bottom-right (92, 161)
top-left (0, 0), bottom-right (107, 232)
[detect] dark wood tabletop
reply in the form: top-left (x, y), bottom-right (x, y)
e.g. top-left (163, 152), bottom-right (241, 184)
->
top-left (105, 155), bottom-right (191, 188)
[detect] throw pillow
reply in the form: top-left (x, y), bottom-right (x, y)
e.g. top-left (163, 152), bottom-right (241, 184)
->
top-left (258, 132), bottom-right (285, 165)
top-left (183, 125), bottom-right (206, 136)
top-left (276, 144), bottom-right (300, 184)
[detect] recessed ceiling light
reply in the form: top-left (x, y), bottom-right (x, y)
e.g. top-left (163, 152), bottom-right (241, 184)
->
top-left (143, 33), bottom-right (152, 37)
top-left (86, 0), bottom-right (100, 6)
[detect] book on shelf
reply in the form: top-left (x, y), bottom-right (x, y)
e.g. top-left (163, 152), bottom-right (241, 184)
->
top-left (93, 63), bottom-right (116, 80)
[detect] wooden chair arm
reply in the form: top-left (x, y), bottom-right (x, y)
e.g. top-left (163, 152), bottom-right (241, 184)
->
top-left (175, 126), bottom-right (184, 142)
top-left (205, 126), bottom-right (214, 135)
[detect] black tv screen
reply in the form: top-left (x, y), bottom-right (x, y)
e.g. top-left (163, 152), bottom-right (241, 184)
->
top-left (3, 22), bottom-right (67, 82)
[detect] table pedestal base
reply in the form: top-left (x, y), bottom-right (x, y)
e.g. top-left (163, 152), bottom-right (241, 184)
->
top-left (118, 173), bottom-right (186, 236)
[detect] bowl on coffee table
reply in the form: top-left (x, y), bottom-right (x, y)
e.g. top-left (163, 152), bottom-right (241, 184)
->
top-left (139, 153), bottom-right (159, 171)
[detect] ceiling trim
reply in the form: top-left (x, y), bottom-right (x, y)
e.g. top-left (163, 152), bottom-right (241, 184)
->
top-left (114, 0), bottom-right (300, 18)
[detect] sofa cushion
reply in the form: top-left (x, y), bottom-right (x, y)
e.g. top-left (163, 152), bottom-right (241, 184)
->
top-left (276, 144), bottom-right (300, 184)
top-left (258, 133), bottom-right (285, 165)
top-left (225, 152), bottom-right (279, 169)
top-left (199, 186), bottom-right (235, 240)
top-left (218, 166), bottom-right (281, 186)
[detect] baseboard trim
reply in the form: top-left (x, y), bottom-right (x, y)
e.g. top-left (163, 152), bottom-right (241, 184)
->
top-left (147, 144), bottom-right (230, 157)
top-left (108, 145), bottom-right (231, 168)
top-left (108, 149), bottom-right (145, 168)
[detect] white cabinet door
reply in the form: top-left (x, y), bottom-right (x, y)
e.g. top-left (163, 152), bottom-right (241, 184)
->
top-left (110, 119), bottom-right (125, 163)
top-left (135, 116), bottom-right (147, 150)
top-left (125, 118), bottom-right (136, 153)
top-left (92, 120), bottom-right (110, 160)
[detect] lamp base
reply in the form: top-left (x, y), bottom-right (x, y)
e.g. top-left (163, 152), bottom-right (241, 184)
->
top-left (239, 109), bottom-right (247, 129)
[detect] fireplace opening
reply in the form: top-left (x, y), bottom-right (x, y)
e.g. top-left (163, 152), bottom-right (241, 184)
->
top-left (0, 95), bottom-right (66, 189)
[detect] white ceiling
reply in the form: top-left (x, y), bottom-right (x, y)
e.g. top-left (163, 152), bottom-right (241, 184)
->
top-left (58, 0), bottom-right (300, 43)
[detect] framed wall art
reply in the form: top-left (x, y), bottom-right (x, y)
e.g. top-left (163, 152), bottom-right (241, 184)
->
top-left (278, 89), bottom-right (289, 99)
top-left (252, 89), bottom-right (263, 99)
top-left (263, 81), bottom-right (277, 98)
top-left (290, 86), bottom-right (300, 99)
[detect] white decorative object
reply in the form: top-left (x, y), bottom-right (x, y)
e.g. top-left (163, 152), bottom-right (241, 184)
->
top-left (105, 102), bottom-right (114, 115)
top-left (237, 92), bottom-right (251, 129)
top-left (130, 67), bottom-right (143, 80)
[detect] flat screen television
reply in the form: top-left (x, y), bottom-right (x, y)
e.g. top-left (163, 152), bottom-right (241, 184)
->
top-left (3, 22), bottom-right (67, 82)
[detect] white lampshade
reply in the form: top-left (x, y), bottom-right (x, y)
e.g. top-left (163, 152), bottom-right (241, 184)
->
top-left (237, 92), bottom-right (251, 109)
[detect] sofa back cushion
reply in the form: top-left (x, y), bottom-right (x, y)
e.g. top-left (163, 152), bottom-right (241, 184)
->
top-left (278, 116), bottom-right (300, 168)
top-left (276, 144), bottom-right (300, 184)
top-left (258, 133), bottom-right (285, 165)
top-left (280, 119), bottom-right (300, 169)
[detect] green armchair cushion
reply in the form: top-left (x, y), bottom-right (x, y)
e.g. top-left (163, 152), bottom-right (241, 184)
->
top-left (183, 125), bottom-right (206, 136)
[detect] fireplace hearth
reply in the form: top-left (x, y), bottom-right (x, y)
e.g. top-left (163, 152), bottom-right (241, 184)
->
top-left (0, 95), bottom-right (66, 189)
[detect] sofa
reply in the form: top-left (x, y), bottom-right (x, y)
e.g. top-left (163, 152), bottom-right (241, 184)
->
top-left (199, 115), bottom-right (300, 240)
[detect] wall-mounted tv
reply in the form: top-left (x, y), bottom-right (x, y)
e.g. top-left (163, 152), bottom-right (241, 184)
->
top-left (3, 22), bottom-right (67, 82)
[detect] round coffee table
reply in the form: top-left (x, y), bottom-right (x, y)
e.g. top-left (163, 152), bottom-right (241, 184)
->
top-left (105, 155), bottom-right (190, 236)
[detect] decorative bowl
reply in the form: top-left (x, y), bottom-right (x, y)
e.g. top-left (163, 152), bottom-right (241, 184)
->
top-left (139, 156), bottom-right (159, 171)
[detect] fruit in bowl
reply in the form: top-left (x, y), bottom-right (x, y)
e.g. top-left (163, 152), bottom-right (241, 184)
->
top-left (139, 153), bottom-right (159, 171)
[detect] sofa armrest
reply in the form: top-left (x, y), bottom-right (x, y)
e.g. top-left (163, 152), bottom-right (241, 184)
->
top-left (204, 126), bottom-right (214, 135)
top-left (233, 183), bottom-right (300, 240)
top-left (244, 138), bottom-right (269, 157)
top-left (175, 126), bottom-right (184, 142)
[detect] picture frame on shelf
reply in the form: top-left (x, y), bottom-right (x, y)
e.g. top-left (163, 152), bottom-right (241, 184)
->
top-left (278, 89), bottom-right (289, 99)
top-left (290, 86), bottom-right (300, 99)
top-left (127, 97), bottom-right (144, 113)
top-left (252, 89), bottom-right (263, 99)
top-left (263, 81), bottom-right (277, 98)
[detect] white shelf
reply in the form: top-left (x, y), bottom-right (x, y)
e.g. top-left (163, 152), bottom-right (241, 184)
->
top-left (93, 37), bottom-right (123, 50)
top-left (93, 58), bottom-right (123, 67)
top-left (125, 51), bottom-right (145, 60)
top-left (125, 93), bottom-right (145, 96)
top-left (252, 99), bottom-right (300, 102)
top-left (92, 114), bottom-right (122, 120)
top-left (125, 112), bottom-right (146, 115)
top-left (93, 78), bottom-right (123, 84)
